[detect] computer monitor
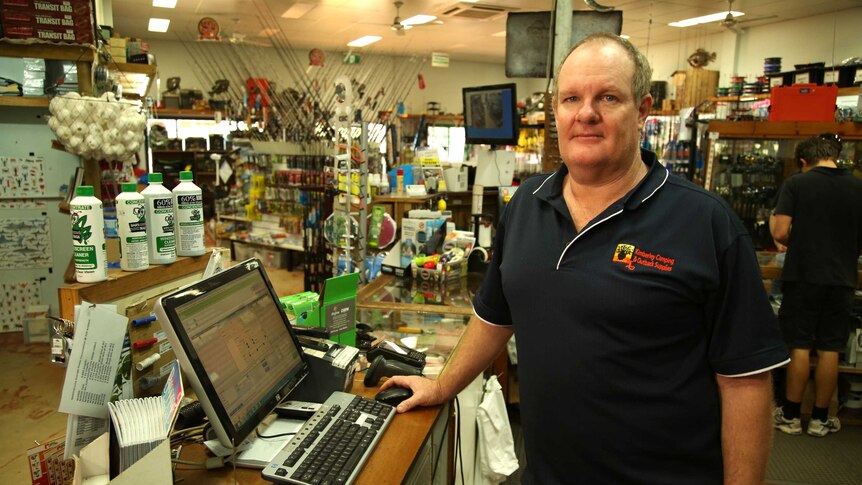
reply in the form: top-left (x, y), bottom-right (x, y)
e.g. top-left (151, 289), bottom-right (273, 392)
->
top-left (462, 83), bottom-right (519, 146)
top-left (154, 259), bottom-right (309, 448)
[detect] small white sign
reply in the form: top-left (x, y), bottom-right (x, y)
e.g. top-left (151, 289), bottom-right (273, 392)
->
top-left (795, 72), bottom-right (810, 84)
top-left (824, 70), bottom-right (838, 84)
top-left (431, 52), bottom-right (449, 68)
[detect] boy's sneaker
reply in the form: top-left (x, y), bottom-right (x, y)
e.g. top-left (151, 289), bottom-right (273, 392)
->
top-left (773, 407), bottom-right (802, 435)
top-left (807, 416), bottom-right (841, 437)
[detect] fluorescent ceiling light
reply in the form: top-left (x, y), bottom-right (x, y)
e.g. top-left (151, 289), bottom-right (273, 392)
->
top-left (148, 18), bottom-right (170, 32)
top-left (670, 11), bottom-right (743, 27)
top-left (282, 1), bottom-right (316, 19)
top-left (402, 14), bottom-right (436, 26)
top-left (152, 0), bottom-right (176, 7)
top-left (347, 35), bottom-right (382, 47)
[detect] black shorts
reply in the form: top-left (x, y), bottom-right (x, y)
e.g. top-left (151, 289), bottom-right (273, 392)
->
top-left (778, 281), bottom-right (854, 351)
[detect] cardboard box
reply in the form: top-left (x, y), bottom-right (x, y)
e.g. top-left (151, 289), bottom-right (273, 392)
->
top-left (0, 9), bottom-right (91, 29)
top-left (671, 68), bottom-right (719, 109)
top-left (0, 0), bottom-right (91, 14)
top-left (0, 21), bottom-right (93, 43)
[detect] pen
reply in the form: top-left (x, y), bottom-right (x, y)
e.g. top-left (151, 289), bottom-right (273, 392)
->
top-left (132, 315), bottom-right (156, 327)
top-left (132, 338), bottom-right (158, 349)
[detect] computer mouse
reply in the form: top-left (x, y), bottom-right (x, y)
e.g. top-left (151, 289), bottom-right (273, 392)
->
top-left (374, 386), bottom-right (413, 406)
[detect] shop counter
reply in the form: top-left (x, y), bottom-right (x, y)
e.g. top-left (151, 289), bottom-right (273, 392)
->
top-left (173, 374), bottom-right (452, 484)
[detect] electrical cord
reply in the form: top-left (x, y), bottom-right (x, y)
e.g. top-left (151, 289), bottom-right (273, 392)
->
top-left (455, 397), bottom-right (465, 485)
top-left (256, 428), bottom-right (297, 440)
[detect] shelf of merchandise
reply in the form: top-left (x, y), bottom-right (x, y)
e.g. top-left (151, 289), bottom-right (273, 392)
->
top-left (708, 121), bottom-right (862, 140)
top-left (0, 40), bottom-right (96, 106)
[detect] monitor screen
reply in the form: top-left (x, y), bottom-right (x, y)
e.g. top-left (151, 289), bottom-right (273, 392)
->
top-left (154, 259), bottom-right (309, 448)
top-left (462, 83), bottom-right (519, 146)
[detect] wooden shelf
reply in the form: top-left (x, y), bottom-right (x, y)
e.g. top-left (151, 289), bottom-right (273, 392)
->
top-left (0, 40), bottom-right (96, 62)
top-left (0, 96), bottom-right (49, 108)
top-left (153, 108), bottom-right (219, 119)
top-left (649, 109), bottom-right (679, 116)
top-left (398, 114), bottom-right (463, 124)
top-left (112, 62), bottom-right (157, 98)
top-left (709, 120), bottom-right (862, 140)
top-left (709, 94), bottom-right (770, 103)
top-left (228, 236), bottom-right (303, 252)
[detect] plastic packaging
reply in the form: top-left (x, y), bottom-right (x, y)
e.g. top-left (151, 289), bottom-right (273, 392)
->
top-left (172, 171), bottom-right (206, 256)
top-left (142, 173), bottom-right (177, 264)
top-left (116, 182), bottom-right (149, 271)
top-left (70, 186), bottom-right (107, 283)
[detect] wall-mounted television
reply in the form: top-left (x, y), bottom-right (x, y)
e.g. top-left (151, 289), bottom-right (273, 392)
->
top-left (462, 83), bottom-right (519, 146)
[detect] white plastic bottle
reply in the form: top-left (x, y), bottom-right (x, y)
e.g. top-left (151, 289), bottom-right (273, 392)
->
top-left (116, 182), bottom-right (149, 271)
top-left (172, 171), bottom-right (206, 256)
top-left (70, 185), bottom-right (107, 283)
top-left (142, 173), bottom-right (177, 264)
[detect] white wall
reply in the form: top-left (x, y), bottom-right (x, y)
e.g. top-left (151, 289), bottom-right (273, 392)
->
top-left (145, 7), bottom-right (862, 115)
top-left (145, 39), bottom-right (546, 117)
top-left (645, 7), bottom-right (862, 88)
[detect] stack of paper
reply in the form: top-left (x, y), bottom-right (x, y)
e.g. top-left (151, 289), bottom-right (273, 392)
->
top-left (106, 361), bottom-right (183, 476)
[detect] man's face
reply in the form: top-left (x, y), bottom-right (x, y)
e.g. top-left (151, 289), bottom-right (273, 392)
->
top-left (553, 42), bottom-right (652, 172)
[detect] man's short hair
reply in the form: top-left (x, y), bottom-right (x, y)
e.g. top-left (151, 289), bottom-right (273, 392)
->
top-left (795, 134), bottom-right (841, 167)
top-left (552, 33), bottom-right (653, 106)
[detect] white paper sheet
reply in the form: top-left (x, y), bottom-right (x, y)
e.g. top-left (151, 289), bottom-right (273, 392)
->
top-left (204, 418), bottom-right (304, 466)
top-left (64, 414), bottom-right (109, 460)
top-left (59, 304), bottom-right (128, 418)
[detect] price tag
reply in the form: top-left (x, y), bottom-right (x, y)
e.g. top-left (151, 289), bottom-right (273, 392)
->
top-left (770, 77), bottom-right (783, 87)
top-left (824, 70), bottom-right (838, 84)
top-left (855, 68), bottom-right (862, 84)
top-left (795, 72), bottom-right (810, 84)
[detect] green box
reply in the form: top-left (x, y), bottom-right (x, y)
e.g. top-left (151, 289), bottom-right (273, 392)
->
top-left (279, 273), bottom-right (359, 346)
top-left (279, 292), bottom-right (320, 327)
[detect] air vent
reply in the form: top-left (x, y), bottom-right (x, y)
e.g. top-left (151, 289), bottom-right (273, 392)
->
top-left (440, 2), bottom-right (517, 20)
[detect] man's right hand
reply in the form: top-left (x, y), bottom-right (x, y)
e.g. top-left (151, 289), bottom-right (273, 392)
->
top-left (378, 375), bottom-right (445, 413)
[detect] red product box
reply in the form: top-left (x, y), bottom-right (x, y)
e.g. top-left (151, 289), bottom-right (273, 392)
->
top-left (0, 0), bottom-right (91, 15)
top-left (768, 84), bottom-right (838, 122)
top-left (1, 9), bottom-right (91, 29)
top-left (0, 21), bottom-right (93, 43)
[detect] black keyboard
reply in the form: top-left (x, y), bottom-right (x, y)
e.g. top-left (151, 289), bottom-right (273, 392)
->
top-left (261, 391), bottom-right (394, 485)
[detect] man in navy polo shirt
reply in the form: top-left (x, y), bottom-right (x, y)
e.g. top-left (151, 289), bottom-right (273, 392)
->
top-left (382, 33), bottom-right (788, 484)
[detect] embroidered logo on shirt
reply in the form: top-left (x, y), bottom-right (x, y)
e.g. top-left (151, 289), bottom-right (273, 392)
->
top-left (612, 244), bottom-right (636, 270)
top-left (612, 243), bottom-right (676, 272)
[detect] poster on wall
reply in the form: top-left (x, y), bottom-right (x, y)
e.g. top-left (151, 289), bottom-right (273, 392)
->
top-left (0, 217), bottom-right (53, 269)
top-left (0, 157), bottom-right (47, 198)
top-left (0, 278), bottom-right (43, 332)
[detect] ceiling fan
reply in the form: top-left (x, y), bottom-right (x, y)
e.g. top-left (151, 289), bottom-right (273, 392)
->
top-left (390, 1), bottom-right (441, 36)
top-left (720, 0), bottom-right (778, 34)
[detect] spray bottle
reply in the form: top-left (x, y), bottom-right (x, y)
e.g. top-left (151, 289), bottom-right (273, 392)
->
top-left (142, 173), bottom-right (176, 264)
top-left (172, 171), bottom-right (206, 256)
top-left (116, 182), bottom-right (149, 271)
top-left (70, 186), bottom-right (107, 283)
